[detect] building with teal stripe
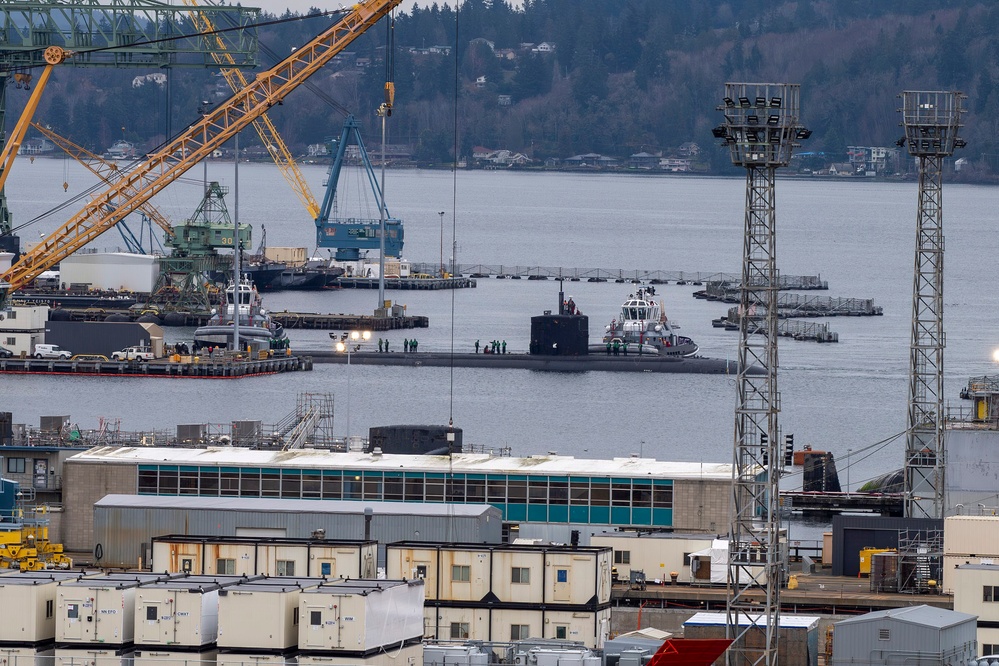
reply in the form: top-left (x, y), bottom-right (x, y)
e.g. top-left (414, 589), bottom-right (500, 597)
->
top-left (64, 447), bottom-right (733, 549)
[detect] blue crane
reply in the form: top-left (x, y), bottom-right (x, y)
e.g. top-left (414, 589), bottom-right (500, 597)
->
top-left (315, 115), bottom-right (404, 261)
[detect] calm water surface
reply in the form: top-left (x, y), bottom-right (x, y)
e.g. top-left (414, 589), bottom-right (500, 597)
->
top-left (4, 161), bottom-right (998, 507)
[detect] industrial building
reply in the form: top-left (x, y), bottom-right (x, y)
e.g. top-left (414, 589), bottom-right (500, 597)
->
top-left (63, 447), bottom-right (732, 553)
top-left (385, 541), bottom-right (612, 648)
top-left (150, 535), bottom-right (377, 578)
top-left (830, 606), bottom-right (977, 665)
top-left (92, 494), bottom-right (501, 568)
top-left (952, 563), bottom-right (999, 655)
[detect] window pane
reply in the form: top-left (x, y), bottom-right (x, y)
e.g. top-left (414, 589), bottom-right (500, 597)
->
top-left (363, 475), bottom-right (382, 500)
top-left (405, 477), bottom-right (424, 501)
top-left (159, 470), bottom-right (179, 494)
top-left (138, 470), bottom-right (158, 494)
top-left (322, 475), bottom-right (342, 499)
top-left (632, 485), bottom-right (652, 508)
top-left (301, 471), bottom-right (322, 498)
top-left (220, 471), bottom-right (240, 497)
top-left (590, 482), bottom-right (609, 506)
top-left (466, 478), bottom-right (485, 503)
top-left (281, 473), bottom-right (301, 499)
top-left (528, 478), bottom-right (548, 502)
top-left (653, 486), bottom-right (673, 508)
top-left (549, 481), bottom-right (568, 505)
top-left (487, 478), bottom-right (506, 502)
top-left (385, 476), bottom-right (404, 501)
top-left (343, 475), bottom-right (362, 500)
top-left (570, 481), bottom-right (589, 505)
top-left (240, 472), bottom-right (260, 497)
top-left (612, 481), bottom-right (631, 506)
top-left (426, 479), bottom-right (445, 501)
top-left (179, 471), bottom-right (199, 495)
top-left (261, 472), bottom-right (280, 497)
top-left (199, 469), bottom-right (219, 495)
top-left (508, 480), bottom-right (527, 502)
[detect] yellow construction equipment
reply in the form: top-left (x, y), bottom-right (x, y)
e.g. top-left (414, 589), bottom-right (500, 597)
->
top-left (0, 0), bottom-right (401, 297)
top-left (184, 0), bottom-right (320, 220)
top-left (30, 122), bottom-right (176, 240)
top-left (0, 46), bottom-right (69, 194)
top-left (0, 506), bottom-right (73, 571)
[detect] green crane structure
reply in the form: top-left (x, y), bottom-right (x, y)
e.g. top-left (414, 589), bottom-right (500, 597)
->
top-left (0, 0), bottom-right (260, 247)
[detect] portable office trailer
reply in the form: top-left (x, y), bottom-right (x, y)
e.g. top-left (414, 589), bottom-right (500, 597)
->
top-left (217, 579), bottom-right (324, 653)
top-left (590, 531), bottom-right (715, 583)
top-left (56, 574), bottom-right (178, 647)
top-left (53, 646), bottom-right (132, 666)
top-left (150, 537), bottom-right (377, 579)
top-left (131, 648), bottom-right (216, 666)
top-left (427, 607), bottom-right (610, 649)
top-left (216, 654), bottom-right (296, 666)
top-left (298, 580), bottom-right (424, 654)
top-left (0, 646), bottom-right (54, 666)
top-left (944, 515), bottom-right (999, 574)
top-left (134, 576), bottom-right (258, 649)
top-left (385, 543), bottom-right (612, 605)
top-left (93, 496), bottom-right (499, 569)
top-left (297, 644), bottom-right (422, 666)
top-left (0, 572), bottom-right (97, 646)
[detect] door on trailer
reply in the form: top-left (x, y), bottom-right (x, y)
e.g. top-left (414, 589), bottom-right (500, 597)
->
top-left (63, 598), bottom-right (86, 640)
top-left (136, 598), bottom-right (166, 644)
top-left (303, 603), bottom-right (338, 650)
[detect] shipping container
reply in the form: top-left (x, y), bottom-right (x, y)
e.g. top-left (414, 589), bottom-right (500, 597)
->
top-left (217, 579), bottom-right (324, 652)
top-left (59, 253), bottom-right (159, 293)
top-left (945, 515), bottom-right (999, 557)
top-left (0, 646), bottom-right (54, 666)
top-left (0, 572), bottom-right (95, 645)
top-left (297, 579), bottom-right (423, 654)
top-left (134, 576), bottom-right (258, 649)
top-left (56, 574), bottom-right (179, 647)
top-left (216, 654), bottom-right (296, 666)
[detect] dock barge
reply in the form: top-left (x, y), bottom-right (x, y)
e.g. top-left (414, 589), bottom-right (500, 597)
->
top-left (0, 354), bottom-right (312, 377)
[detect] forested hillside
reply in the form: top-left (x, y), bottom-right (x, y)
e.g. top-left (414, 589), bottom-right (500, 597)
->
top-left (15, 0), bottom-right (999, 176)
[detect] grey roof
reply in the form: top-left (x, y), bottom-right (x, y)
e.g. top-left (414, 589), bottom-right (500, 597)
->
top-left (303, 579), bottom-right (419, 596)
top-left (835, 605), bottom-right (976, 629)
top-left (95, 494), bottom-right (499, 518)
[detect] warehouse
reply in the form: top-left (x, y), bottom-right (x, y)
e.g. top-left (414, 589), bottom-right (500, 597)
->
top-left (93, 494), bottom-right (501, 568)
top-left (64, 447), bottom-right (733, 552)
top-left (385, 541), bottom-right (612, 648)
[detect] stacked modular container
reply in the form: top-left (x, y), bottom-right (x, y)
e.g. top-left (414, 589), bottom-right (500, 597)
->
top-left (0, 571), bottom-right (99, 666)
top-left (131, 575), bottom-right (261, 666)
top-left (384, 542), bottom-right (612, 648)
top-left (216, 578), bottom-right (325, 666)
top-left (55, 573), bottom-right (179, 666)
top-left (297, 579), bottom-right (424, 665)
top-left (149, 537), bottom-right (377, 579)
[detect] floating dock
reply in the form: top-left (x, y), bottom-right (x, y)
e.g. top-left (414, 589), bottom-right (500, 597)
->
top-left (338, 276), bottom-right (476, 290)
top-left (0, 355), bottom-right (312, 378)
top-left (309, 350), bottom-right (753, 374)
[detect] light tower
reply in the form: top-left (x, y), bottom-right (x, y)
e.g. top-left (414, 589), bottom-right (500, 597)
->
top-left (899, 91), bottom-right (966, 519)
top-left (712, 83), bottom-right (810, 666)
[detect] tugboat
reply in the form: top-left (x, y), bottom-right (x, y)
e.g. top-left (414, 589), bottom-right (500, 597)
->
top-left (192, 277), bottom-right (288, 352)
top-left (596, 286), bottom-right (698, 357)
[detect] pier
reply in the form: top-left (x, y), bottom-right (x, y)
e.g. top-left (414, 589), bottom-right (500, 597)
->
top-left (0, 354), bottom-right (312, 377)
top-left (713, 317), bottom-right (840, 343)
top-left (338, 276), bottom-right (476, 289)
top-left (410, 263), bottom-right (828, 289)
top-left (715, 295), bottom-right (882, 316)
top-left (44, 307), bottom-right (430, 330)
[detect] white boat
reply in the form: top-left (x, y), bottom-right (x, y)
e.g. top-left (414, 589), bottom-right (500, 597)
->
top-left (594, 286), bottom-right (698, 357)
top-left (193, 277), bottom-right (288, 352)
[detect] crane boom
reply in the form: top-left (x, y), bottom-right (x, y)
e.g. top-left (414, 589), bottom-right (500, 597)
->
top-left (30, 122), bottom-right (175, 240)
top-left (1, 0), bottom-right (401, 294)
top-left (183, 0), bottom-right (321, 220)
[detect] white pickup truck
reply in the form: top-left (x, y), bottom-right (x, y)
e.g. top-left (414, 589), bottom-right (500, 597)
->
top-left (112, 346), bottom-right (155, 361)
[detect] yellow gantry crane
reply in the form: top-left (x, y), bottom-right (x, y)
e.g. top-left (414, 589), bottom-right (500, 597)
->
top-left (30, 122), bottom-right (176, 241)
top-left (0, 0), bottom-right (401, 298)
top-left (0, 46), bottom-right (69, 195)
top-left (183, 0), bottom-right (320, 220)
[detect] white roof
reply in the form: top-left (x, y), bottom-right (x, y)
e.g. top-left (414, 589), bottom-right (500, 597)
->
top-left (684, 612), bottom-right (820, 629)
top-left (70, 447), bottom-right (732, 480)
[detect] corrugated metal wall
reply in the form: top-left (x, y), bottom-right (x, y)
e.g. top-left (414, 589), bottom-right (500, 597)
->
top-left (95, 504), bottom-right (502, 568)
top-left (831, 515), bottom-right (943, 577)
top-left (831, 615), bottom-right (976, 665)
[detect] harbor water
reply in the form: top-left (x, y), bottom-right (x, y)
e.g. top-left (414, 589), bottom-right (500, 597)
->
top-left (4, 159), bottom-right (999, 508)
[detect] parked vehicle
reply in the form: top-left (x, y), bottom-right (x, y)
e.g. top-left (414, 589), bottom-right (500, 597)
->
top-left (33, 344), bottom-right (71, 359)
top-left (111, 346), bottom-right (155, 361)
top-left (0, 346), bottom-right (13, 358)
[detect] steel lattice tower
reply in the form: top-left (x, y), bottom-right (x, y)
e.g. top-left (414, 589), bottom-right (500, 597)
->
top-left (900, 91), bottom-right (966, 519)
top-left (712, 83), bottom-right (810, 666)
